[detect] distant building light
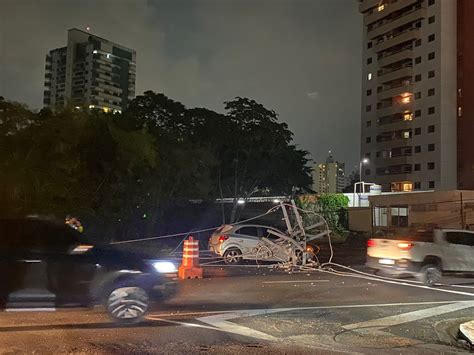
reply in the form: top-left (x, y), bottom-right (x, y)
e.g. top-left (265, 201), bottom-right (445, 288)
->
top-left (273, 199), bottom-right (281, 204)
top-left (93, 50), bottom-right (98, 54)
top-left (237, 199), bottom-right (245, 205)
top-left (377, 4), bottom-right (385, 12)
top-left (74, 106), bottom-right (80, 110)
top-left (89, 105), bottom-right (95, 109)
top-left (106, 53), bottom-right (111, 59)
top-left (103, 107), bottom-right (110, 113)
top-left (367, 73), bottom-right (373, 81)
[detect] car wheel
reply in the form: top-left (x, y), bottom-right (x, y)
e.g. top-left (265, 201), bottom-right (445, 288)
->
top-left (224, 248), bottom-right (243, 265)
top-left (417, 264), bottom-right (442, 286)
top-left (106, 286), bottom-right (149, 324)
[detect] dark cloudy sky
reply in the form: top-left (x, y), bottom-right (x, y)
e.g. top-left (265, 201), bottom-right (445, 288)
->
top-left (0, 0), bottom-right (362, 171)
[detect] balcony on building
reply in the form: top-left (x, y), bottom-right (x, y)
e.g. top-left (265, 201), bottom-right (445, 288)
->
top-left (378, 80), bottom-right (412, 100)
top-left (374, 27), bottom-right (420, 53)
top-left (376, 164), bottom-right (412, 176)
top-left (378, 44), bottom-right (413, 67)
top-left (377, 62), bottom-right (412, 84)
top-left (363, 0), bottom-right (420, 23)
top-left (367, 4), bottom-right (426, 39)
top-left (376, 111), bottom-right (413, 132)
top-left (359, 0), bottom-right (381, 13)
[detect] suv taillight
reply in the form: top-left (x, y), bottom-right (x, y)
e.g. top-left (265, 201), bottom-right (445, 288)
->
top-left (397, 242), bottom-right (414, 251)
top-left (367, 239), bottom-right (377, 248)
top-left (218, 235), bottom-right (229, 243)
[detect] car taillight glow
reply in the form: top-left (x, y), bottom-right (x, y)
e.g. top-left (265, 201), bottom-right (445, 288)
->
top-left (367, 239), bottom-right (377, 248)
top-left (218, 235), bottom-right (229, 243)
top-left (397, 242), bottom-right (414, 251)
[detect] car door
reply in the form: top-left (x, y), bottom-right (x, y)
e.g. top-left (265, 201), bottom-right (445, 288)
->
top-left (233, 226), bottom-right (260, 258)
top-left (443, 231), bottom-right (474, 271)
top-left (42, 223), bottom-right (98, 305)
top-left (258, 227), bottom-right (289, 262)
top-left (0, 219), bottom-right (55, 308)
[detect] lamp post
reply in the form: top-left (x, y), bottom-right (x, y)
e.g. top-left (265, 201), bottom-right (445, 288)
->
top-left (359, 158), bottom-right (369, 184)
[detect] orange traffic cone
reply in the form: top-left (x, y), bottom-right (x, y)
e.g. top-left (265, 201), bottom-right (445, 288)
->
top-left (178, 236), bottom-right (203, 279)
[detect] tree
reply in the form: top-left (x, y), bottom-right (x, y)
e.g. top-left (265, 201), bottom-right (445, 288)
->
top-left (220, 97), bottom-right (312, 222)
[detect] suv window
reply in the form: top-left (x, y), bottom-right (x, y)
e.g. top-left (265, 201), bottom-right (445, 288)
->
top-left (0, 219), bottom-right (81, 253)
top-left (235, 227), bottom-right (258, 237)
top-left (445, 231), bottom-right (474, 246)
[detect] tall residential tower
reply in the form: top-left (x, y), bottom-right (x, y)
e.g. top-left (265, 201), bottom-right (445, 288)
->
top-left (43, 28), bottom-right (136, 113)
top-left (312, 155), bottom-right (346, 194)
top-left (359, 0), bottom-right (474, 192)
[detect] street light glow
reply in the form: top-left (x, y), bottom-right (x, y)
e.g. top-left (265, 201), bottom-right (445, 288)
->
top-left (362, 158), bottom-right (369, 164)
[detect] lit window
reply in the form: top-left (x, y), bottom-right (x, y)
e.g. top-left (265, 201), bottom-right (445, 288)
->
top-left (403, 112), bottom-right (413, 121)
top-left (93, 50), bottom-right (98, 54)
top-left (402, 183), bottom-right (413, 192)
top-left (368, 73), bottom-right (373, 81)
top-left (403, 131), bottom-right (411, 139)
top-left (401, 93), bottom-right (412, 104)
top-left (103, 107), bottom-right (110, 113)
top-left (378, 4), bottom-right (385, 12)
top-left (458, 106), bottom-right (463, 117)
top-left (106, 53), bottom-right (111, 59)
top-left (89, 105), bottom-right (95, 109)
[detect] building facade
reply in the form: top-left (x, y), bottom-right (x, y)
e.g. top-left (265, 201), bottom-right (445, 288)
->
top-left (359, 0), bottom-right (465, 192)
top-left (44, 28), bottom-right (136, 113)
top-left (312, 155), bottom-right (346, 194)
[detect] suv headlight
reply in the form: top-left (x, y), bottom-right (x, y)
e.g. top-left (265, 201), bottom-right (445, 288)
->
top-left (150, 261), bottom-right (177, 273)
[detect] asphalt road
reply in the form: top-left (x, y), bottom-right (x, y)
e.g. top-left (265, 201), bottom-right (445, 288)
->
top-left (2, 264), bottom-right (474, 354)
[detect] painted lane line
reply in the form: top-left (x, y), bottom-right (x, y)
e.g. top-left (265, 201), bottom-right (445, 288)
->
top-left (317, 268), bottom-right (474, 298)
top-left (343, 301), bottom-right (474, 331)
top-left (5, 308), bottom-right (56, 312)
top-left (148, 300), bottom-right (474, 318)
top-left (262, 280), bottom-right (329, 284)
top-left (197, 310), bottom-right (278, 341)
top-left (146, 316), bottom-right (223, 332)
top-left (149, 300), bottom-right (474, 343)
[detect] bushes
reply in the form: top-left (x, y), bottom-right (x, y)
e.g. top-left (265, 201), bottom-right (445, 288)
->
top-left (297, 194), bottom-right (349, 237)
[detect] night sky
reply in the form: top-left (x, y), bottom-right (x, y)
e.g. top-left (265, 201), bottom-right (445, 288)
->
top-left (0, 0), bottom-right (362, 172)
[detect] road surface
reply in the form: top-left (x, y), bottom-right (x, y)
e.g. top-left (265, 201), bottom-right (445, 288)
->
top-left (1, 265), bottom-right (474, 353)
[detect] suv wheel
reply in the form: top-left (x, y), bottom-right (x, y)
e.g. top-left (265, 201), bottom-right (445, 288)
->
top-left (417, 264), bottom-right (442, 286)
top-left (106, 286), bottom-right (149, 324)
top-left (224, 248), bottom-right (243, 265)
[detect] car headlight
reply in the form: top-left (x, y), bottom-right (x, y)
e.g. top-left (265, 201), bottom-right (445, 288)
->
top-left (150, 261), bottom-right (177, 273)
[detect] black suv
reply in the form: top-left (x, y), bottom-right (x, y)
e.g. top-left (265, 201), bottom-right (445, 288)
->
top-left (0, 217), bottom-right (178, 323)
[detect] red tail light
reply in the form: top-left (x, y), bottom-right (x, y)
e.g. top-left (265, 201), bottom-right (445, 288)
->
top-left (397, 242), bottom-right (414, 251)
top-left (367, 239), bottom-right (377, 248)
top-left (218, 235), bottom-right (229, 243)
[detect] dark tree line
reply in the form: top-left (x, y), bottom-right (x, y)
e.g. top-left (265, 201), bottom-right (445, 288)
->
top-left (0, 92), bottom-right (312, 240)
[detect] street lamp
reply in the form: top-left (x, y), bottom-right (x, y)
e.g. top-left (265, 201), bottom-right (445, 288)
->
top-left (359, 158), bottom-right (369, 184)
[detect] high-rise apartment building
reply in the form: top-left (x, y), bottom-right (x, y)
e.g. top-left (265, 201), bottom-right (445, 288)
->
top-left (313, 155), bottom-right (346, 194)
top-left (43, 28), bottom-right (136, 113)
top-left (359, 0), bottom-right (474, 192)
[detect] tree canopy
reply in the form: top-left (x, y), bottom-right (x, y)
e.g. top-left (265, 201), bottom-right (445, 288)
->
top-left (0, 92), bottom-right (312, 238)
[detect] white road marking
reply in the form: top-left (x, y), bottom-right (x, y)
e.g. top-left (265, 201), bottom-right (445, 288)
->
top-left (344, 301), bottom-right (474, 331)
top-left (5, 308), bottom-right (56, 312)
top-left (197, 310), bottom-right (278, 341)
top-left (317, 268), bottom-right (474, 297)
top-left (149, 299), bottom-right (473, 319)
top-left (147, 300), bottom-right (474, 342)
top-left (262, 280), bottom-right (329, 284)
